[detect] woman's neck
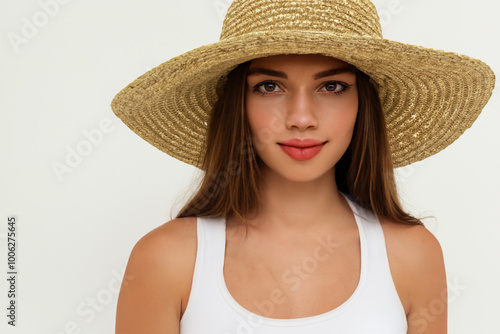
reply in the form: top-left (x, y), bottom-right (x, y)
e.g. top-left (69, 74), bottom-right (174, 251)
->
top-left (244, 166), bottom-right (351, 236)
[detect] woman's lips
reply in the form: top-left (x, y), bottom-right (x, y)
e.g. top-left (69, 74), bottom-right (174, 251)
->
top-left (279, 138), bottom-right (326, 147)
top-left (278, 142), bottom-right (327, 161)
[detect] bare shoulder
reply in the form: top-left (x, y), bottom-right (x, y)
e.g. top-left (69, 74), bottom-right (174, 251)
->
top-left (380, 218), bottom-right (447, 333)
top-left (115, 217), bottom-right (198, 334)
top-left (133, 216), bottom-right (198, 260)
top-left (128, 217), bottom-right (198, 284)
top-left (379, 218), bottom-right (444, 265)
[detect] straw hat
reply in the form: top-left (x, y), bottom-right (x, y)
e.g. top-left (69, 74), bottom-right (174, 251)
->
top-left (111, 0), bottom-right (495, 169)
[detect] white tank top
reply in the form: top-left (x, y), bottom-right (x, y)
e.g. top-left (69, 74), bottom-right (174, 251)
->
top-left (179, 195), bottom-right (408, 333)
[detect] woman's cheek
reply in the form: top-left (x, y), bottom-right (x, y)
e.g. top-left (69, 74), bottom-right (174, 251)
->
top-left (320, 99), bottom-right (358, 142)
top-left (246, 99), bottom-right (277, 150)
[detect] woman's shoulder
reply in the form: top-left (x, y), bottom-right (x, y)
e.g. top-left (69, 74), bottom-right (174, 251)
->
top-left (116, 217), bottom-right (198, 332)
top-left (136, 216), bottom-right (198, 244)
top-left (379, 217), bottom-right (446, 319)
top-left (130, 216), bottom-right (198, 270)
top-left (379, 217), bottom-right (444, 263)
top-left (126, 216), bottom-right (198, 288)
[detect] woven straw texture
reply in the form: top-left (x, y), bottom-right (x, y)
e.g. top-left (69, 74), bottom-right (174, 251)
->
top-left (111, 0), bottom-right (495, 169)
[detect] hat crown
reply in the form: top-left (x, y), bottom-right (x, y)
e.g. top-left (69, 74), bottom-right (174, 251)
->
top-left (221, 0), bottom-right (383, 40)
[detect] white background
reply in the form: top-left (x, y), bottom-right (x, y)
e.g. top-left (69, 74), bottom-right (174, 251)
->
top-left (1, 0), bottom-right (499, 333)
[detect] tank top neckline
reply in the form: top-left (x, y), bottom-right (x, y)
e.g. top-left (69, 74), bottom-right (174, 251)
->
top-left (215, 193), bottom-right (369, 326)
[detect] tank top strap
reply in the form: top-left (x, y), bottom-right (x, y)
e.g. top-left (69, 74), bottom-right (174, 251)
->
top-left (342, 193), bottom-right (388, 268)
top-left (342, 193), bottom-right (407, 321)
top-left (198, 215), bottom-right (226, 266)
top-left (179, 215), bottom-right (226, 324)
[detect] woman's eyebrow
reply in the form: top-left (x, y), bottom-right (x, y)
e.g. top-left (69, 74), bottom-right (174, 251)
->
top-left (247, 66), bottom-right (356, 79)
top-left (247, 68), bottom-right (288, 78)
top-left (313, 67), bottom-right (356, 79)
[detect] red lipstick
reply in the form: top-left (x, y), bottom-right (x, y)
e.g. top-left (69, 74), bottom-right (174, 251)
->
top-left (278, 138), bottom-right (327, 161)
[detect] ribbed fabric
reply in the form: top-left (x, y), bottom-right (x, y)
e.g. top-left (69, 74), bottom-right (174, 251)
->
top-left (179, 195), bottom-right (408, 333)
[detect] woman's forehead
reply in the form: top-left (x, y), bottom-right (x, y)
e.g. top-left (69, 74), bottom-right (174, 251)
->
top-left (248, 54), bottom-right (355, 70)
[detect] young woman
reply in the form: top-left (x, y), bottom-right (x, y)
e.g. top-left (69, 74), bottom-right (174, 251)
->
top-left (111, 0), bottom-right (495, 333)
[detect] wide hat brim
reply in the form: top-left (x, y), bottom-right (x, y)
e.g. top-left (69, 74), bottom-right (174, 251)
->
top-left (111, 30), bottom-right (495, 169)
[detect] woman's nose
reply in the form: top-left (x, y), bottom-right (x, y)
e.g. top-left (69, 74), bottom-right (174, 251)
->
top-left (285, 90), bottom-right (319, 131)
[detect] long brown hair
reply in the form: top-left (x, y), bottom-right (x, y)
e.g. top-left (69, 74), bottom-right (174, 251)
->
top-left (175, 59), bottom-right (422, 226)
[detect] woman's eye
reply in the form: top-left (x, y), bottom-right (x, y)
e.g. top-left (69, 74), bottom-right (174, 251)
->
top-left (263, 82), bottom-right (278, 91)
top-left (321, 82), bottom-right (345, 93)
top-left (255, 82), bottom-right (282, 94)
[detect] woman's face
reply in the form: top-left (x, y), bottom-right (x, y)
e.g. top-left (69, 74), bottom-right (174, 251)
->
top-left (245, 54), bottom-right (358, 182)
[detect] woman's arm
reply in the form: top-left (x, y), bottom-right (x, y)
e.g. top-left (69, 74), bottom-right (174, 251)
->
top-left (115, 218), bottom-right (197, 334)
top-left (382, 218), bottom-right (447, 333)
top-left (404, 225), bottom-right (448, 334)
